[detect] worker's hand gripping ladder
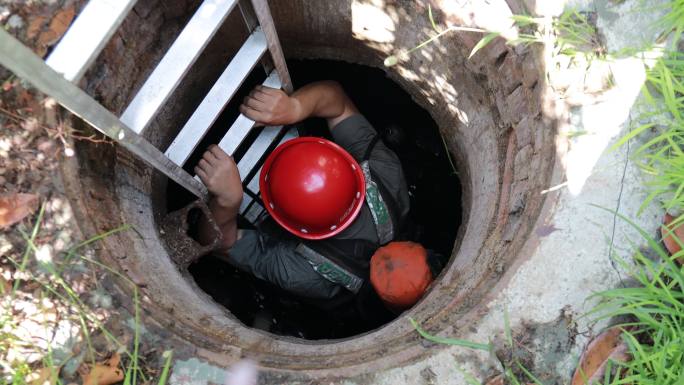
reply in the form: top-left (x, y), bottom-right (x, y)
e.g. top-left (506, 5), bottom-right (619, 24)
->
top-left (0, 0), bottom-right (294, 223)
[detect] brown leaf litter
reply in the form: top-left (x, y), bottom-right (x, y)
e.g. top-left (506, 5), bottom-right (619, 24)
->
top-left (571, 327), bottom-right (630, 385)
top-left (0, 192), bottom-right (39, 228)
top-left (79, 353), bottom-right (125, 385)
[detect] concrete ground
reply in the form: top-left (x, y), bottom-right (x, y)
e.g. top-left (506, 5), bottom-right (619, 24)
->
top-left (165, 0), bottom-right (669, 384)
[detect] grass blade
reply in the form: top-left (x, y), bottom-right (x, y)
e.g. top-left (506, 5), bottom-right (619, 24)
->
top-left (409, 318), bottom-right (492, 351)
top-left (428, 4), bottom-right (440, 33)
top-left (469, 33), bottom-right (500, 59)
top-left (157, 350), bottom-right (174, 385)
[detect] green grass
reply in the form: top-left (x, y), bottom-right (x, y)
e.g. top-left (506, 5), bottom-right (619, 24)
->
top-left (607, 0), bottom-right (684, 215)
top-left (409, 318), bottom-right (492, 351)
top-left (654, 0), bottom-right (684, 47)
top-left (466, 8), bottom-right (603, 63)
top-left (0, 208), bottom-right (173, 385)
top-left (585, 211), bottom-right (684, 384)
top-left (408, 213), bottom-right (684, 384)
top-left (605, 16), bottom-right (684, 385)
top-left (610, 50), bottom-right (684, 214)
top-left (409, 311), bottom-right (542, 384)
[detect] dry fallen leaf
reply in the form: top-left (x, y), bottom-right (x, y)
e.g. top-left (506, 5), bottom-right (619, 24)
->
top-left (2, 80), bottom-right (14, 92)
top-left (34, 6), bottom-right (75, 57)
top-left (485, 375), bottom-right (504, 385)
top-left (0, 193), bottom-right (39, 228)
top-left (80, 353), bottom-right (125, 385)
top-left (662, 213), bottom-right (684, 265)
top-left (28, 366), bottom-right (59, 385)
top-left (0, 275), bottom-right (11, 294)
top-left (26, 15), bottom-right (47, 40)
top-left (572, 327), bottom-right (630, 385)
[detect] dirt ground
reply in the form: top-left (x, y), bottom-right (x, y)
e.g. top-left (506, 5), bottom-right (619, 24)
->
top-left (1, 2), bottom-right (169, 383)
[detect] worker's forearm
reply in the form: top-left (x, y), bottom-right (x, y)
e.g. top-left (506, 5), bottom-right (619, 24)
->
top-left (199, 197), bottom-right (239, 250)
top-left (289, 81), bottom-right (357, 126)
top-left (241, 80), bottom-right (357, 127)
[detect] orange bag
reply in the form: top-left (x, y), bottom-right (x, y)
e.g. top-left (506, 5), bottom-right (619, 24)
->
top-left (370, 241), bottom-right (433, 310)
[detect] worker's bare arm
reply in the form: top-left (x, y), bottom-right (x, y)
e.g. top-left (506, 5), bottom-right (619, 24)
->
top-left (239, 80), bottom-right (358, 129)
top-left (195, 145), bottom-right (242, 250)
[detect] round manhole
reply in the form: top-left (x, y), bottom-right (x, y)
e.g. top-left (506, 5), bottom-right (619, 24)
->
top-left (59, 0), bottom-right (558, 379)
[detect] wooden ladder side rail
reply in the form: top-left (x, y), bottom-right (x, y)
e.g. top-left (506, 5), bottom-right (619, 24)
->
top-left (250, 0), bottom-right (293, 94)
top-left (0, 29), bottom-right (208, 200)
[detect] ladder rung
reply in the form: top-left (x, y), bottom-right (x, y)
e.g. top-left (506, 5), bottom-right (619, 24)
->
top-left (193, 124), bottom-right (280, 185)
top-left (46, 0), bottom-right (138, 82)
top-left (217, 71), bottom-right (280, 155)
top-left (239, 127), bottom-right (297, 214)
top-left (239, 167), bottom-right (262, 213)
top-left (165, 30), bottom-right (268, 166)
top-left (237, 125), bottom-right (282, 181)
top-left (120, 0), bottom-right (239, 135)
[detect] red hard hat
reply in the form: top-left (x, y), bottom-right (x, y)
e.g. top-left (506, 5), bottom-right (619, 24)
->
top-left (370, 242), bottom-right (433, 310)
top-left (260, 137), bottom-right (365, 240)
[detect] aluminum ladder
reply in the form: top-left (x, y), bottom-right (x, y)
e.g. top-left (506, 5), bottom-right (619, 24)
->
top-left (0, 0), bottom-right (294, 223)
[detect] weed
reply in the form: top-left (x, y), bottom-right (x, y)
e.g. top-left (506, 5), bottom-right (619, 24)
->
top-left (389, 5), bottom-right (604, 63)
top-left (654, 0), bottom-right (684, 48)
top-left (586, 210), bottom-right (684, 384)
top-left (409, 317), bottom-right (492, 351)
top-left (409, 311), bottom-right (543, 384)
top-left (0, 206), bottom-right (173, 385)
top-left (622, 51), bottom-right (684, 214)
top-left (384, 4), bottom-right (488, 67)
top-left (610, 0), bottom-right (684, 215)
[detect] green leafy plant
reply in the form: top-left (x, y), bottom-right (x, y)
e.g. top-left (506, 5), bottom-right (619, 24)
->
top-left (409, 317), bottom-right (492, 351)
top-left (470, 9), bottom-right (603, 60)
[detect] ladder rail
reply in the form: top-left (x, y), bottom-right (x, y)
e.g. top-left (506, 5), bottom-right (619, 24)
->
top-left (0, 29), bottom-right (208, 200)
top-left (250, 0), bottom-right (293, 94)
top-left (237, 0), bottom-right (275, 76)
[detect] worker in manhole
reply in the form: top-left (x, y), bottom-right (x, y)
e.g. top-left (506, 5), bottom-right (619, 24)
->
top-left (195, 81), bottom-right (440, 318)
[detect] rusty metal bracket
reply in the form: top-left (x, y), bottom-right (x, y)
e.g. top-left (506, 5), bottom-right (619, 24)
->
top-left (160, 200), bottom-right (222, 268)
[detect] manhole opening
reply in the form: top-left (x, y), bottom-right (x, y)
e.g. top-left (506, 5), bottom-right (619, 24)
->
top-left (60, 0), bottom-right (558, 371)
top-left (166, 59), bottom-right (463, 340)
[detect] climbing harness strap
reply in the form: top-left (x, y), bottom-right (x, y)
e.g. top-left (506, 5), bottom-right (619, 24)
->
top-left (361, 135), bottom-right (395, 245)
top-left (296, 243), bottom-right (364, 293)
top-left (298, 134), bottom-right (401, 293)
